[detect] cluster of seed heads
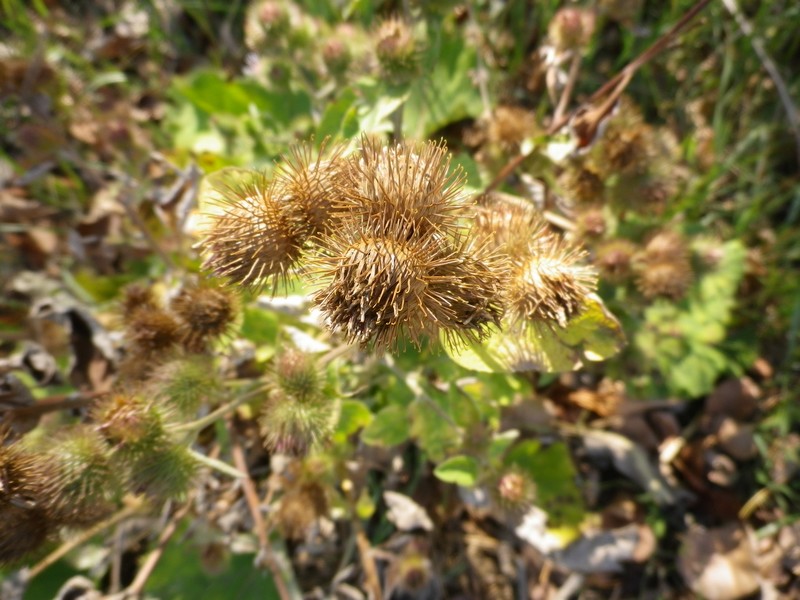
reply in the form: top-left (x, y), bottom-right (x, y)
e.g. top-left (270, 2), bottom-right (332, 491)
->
top-left (199, 137), bottom-right (599, 352)
top-left (0, 283), bottom-right (238, 565)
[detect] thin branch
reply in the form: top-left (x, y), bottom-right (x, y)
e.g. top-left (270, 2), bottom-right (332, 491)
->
top-left (354, 523), bottom-right (382, 600)
top-left (227, 420), bottom-right (296, 600)
top-left (169, 386), bottom-right (264, 436)
top-left (123, 501), bottom-right (193, 597)
top-left (28, 501), bottom-right (141, 580)
top-left (5, 390), bottom-right (108, 420)
top-left (189, 449), bottom-right (247, 479)
top-left (485, 0), bottom-right (715, 193)
top-left (553, 52), bottom-right (582, 125)
top-left (721, 0), bottom-right (800, 171)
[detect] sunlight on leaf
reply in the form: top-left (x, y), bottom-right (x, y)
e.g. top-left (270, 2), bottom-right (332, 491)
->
top-left (446, 294), bottom-right (625, 373)
top-left (434, 455), bottom-right (479, 487)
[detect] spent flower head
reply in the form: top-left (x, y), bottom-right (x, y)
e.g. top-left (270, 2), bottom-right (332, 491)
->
top-left (199, 172), bottom-right (305, 292)
top-left (507, 233), bottom-right (598, 327)
top-left (170, 282), bottom-right (238, 353)
top-left (375, 16), bottom-right (419, 85)
top-left (634, 230), bottom-right (693, 299)
top-left (339, 137), bottom-right (467, 239)
top-left (312, 223), bottom-right (501, 351)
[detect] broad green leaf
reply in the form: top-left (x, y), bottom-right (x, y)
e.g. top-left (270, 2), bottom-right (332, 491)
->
top-left (506, 441), bottom-right (584, 536)
top-left (446, 294), bottom-right (625, 373)
top-left (145, 538), bottom-right (281, 599)
top-left (403, 27), bottom-right (484, 138)
top-left (173, 70), bottom-right (253, 115)
top-left (316, 88), bottom-right (359, 142)
top-left (452, 152), bottom-right (484, 190)
top-left (487, 430), bottom-right (520, 464)
top-left (240, 307), bottom-right (279, 362)
top-left (434, 455), bottom-right (479, 487)
top-left (334, 400), bottom-right (373, 444)
top-left (408, 398), bottom-right (462, 462)
top-left (636, 240), bottom-right (747, 396)
top-left (358, 88), bottom-right (408, 135)
top-left (360, 404), bottom-right (409, 447)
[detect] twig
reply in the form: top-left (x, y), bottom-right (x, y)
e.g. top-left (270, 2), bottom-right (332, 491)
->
top-left (354, 523), bottom-right (382, 600)
top-left (721, 0), bottom-right (800, 171)
top-left (553, 52), bottom-right (582, 125)
top-left (123, 501), bottom-right (193, 597)
top-left (5, 390), bottom-right (108, 420)
top-left (189, 449), bottom-right (247, 479)
top-left (169, 386), bottom-right (264, 436)
top-left (28, 501), bottom-right (141, 580)
top-left (485, 0), bottom-right (715, 193)
top-left (227, 420), bottom-right (296, 600)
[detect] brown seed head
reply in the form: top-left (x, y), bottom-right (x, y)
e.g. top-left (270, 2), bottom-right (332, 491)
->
top-left (473, 194), bottom-right (548, 258)
top-left (590, 101), bottom-right (654, 178)
top-left (634, 230), bottom-right (693, 299)
top-left (274, 141), bottom-right (349, 238)
top-left (125, 305), bottom-right (181, 356)
top-left (171, 283), bottom-right (237, 353)
top-left (277, 481), bottom-right (328, 540)
top-left (200, 172), bottom-right (305, 292)
top-left (575, 206), bottom-right (607, 238)
top-left (558, 163), bottom-right (605, 204)
top-left (507, 234), bottom-right (597, 326)
top-left (375, 17), bottom-right (419, 84)
top-left (95, 393), bottom-right (166, 450)
top-left (594, 238), bottom-right (637, 281)
top-left (312, 224), bottom-right (501, 350)
top-left (0, 441), bottom-right (51, 564)
top-left (340, 138), bottom-right (467, 238)
top-left (486, 106), bottom-right (538, 153)
top-left (548, 7), bottom-right (596, 51)
top-left (119, 284), bottom-right (158, 321)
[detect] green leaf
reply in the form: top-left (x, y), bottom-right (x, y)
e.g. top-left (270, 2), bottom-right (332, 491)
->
top-left (434, 455), bottom-right (479, 487)
top-left (334, 400), bottom-right (373, 444)
top-left (408, 398), bottom-right (461, 462)
top-left (317, 88), bottom-right (359, 142)
top-left (506, 441), bottom-right (585, 533)
top-left (487, 430), bottom-right (520, 464)
top-left (403, 26), bottom-right (484, 137)
top-left (357, 83), bottom-right (408, 135)
top-left (173, 70), bottom-right (253, 115)
top-left (445, 294), bottom-right (625, 373)
top-left (145, 539), bottom-right (281, 599)
top-left (240, 306), bottom-right (279, 358)
top-left (360, 404), bottom-right (409, 447)
top-left (636, 240), bottom-right (747, 396)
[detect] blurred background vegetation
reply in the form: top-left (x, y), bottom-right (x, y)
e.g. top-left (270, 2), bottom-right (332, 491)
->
top-left (1, 0), bottom-right (799, 598)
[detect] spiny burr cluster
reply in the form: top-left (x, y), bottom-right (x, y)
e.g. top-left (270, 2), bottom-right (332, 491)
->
top-left (199, 137), bottom-right (599, 352)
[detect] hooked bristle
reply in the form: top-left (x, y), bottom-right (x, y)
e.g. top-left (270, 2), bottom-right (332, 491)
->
top-left (200, 172), bottom-right (305, 292)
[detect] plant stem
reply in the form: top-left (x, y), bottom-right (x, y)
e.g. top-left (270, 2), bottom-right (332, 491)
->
top-left (721, 0), bottom-right (800, 170)
top-left (189, 448), bottom-right (246, 479)
top-left (228, 420), bottom-right (299, 600)
top-left (28, 500), bottom-right (142, 580)
top-left (122, 501), bottom-right (193, 598)
top-left (485, 0), bottom-right (715, 193)
top-left (170, 387), bottom-right (263, 436)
